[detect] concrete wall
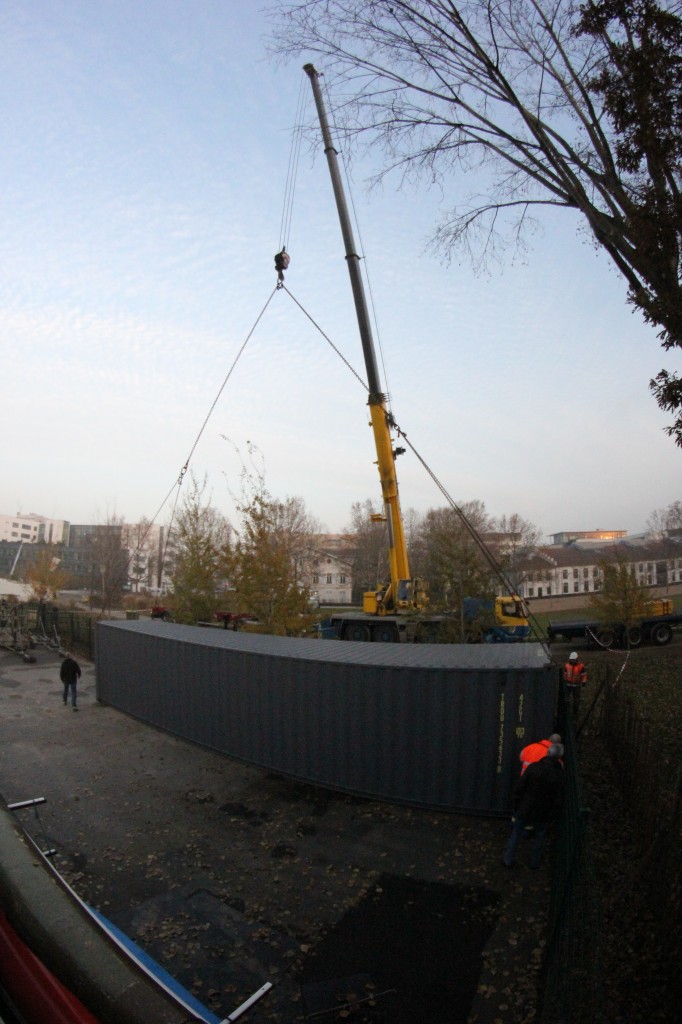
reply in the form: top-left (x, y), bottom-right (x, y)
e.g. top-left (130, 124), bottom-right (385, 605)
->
top-left (96, 621), bottom-right (557, 817)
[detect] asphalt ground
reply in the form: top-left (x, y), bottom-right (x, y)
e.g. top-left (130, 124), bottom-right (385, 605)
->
top-left (0, 647), bottom-right (551, 1024)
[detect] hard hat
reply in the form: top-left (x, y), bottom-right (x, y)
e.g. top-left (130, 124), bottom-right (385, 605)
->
top-left (569, 651), bottom-right (578, 661)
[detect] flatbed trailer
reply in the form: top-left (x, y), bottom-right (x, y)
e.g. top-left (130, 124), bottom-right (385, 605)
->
top-left (547, 613), bottom-right (682, 648)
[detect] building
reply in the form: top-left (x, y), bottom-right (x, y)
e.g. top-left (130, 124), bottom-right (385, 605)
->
top-left (548, 529), bottom-right (627, 545)
top-left (516, 538), bottom-right (682, 599)
top-left (304, 539), bottom-right (354, 606)
top-left (0, 513), bottom-right (70, 545)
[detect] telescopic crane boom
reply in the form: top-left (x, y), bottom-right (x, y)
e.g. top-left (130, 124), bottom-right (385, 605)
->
top-left (304, 63), bottom-right (425, 616)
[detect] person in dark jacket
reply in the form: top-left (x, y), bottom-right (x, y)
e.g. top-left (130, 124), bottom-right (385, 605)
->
top-left (60, 654), bottom-right (81, 711)
top-left (503, 743), bottom-right (565, 869)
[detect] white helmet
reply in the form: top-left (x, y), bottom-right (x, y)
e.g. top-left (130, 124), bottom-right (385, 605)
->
top-left (569, 651), bottom-right (578, 661)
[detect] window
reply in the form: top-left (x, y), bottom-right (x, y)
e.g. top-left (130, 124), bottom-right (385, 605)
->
top-left (562, 569), bottom-right (568, 579)
top-left (326, 574), bottom-right (332, 584)
top-left (573, 582), bottom-right (579, 592)
top-left (339, 574), bottom-right (346, 584)
top-left (583, 567), bottom-right (589, 577)
top-left (563, 583), bottom-right (569, 594)
top-left (313, 574), bottom-right (319, 584)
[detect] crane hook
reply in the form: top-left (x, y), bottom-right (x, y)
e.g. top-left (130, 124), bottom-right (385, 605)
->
top-left (274, 248), bottom-right (290, 287)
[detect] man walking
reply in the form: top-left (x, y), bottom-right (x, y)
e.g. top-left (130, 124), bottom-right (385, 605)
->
top-left (60, 654), bottom-right (81, 711)
top-left (503, 743), bottom-right (566, 869)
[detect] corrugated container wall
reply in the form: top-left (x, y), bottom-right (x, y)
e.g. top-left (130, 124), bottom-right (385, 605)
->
top-left (96, 621), bottom-right (557, 816)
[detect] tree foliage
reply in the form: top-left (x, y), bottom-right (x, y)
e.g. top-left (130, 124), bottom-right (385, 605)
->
top-left (171, 476), bottom-right (232, 625)
top-left (26, 548), bottom-right (70, 602)
top-left (226, 495), bottom-right (316, 634)
top-left (275, 0), bottom-right (682, 440)
top-left (589, 549), bottom-right (653, 628)
top-left (225, 446), bottom-right (319, 634)
top-left (418, 500), bottom-right (495, 608)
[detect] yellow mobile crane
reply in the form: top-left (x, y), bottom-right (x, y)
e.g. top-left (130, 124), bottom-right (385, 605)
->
top-left (305, 65), bottom-right (529, 644)
top-left (304, 65), bottom-right (428, 641)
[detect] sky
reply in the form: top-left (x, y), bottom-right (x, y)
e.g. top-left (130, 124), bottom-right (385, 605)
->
top-left (1, 1), bottom-right (680, 543)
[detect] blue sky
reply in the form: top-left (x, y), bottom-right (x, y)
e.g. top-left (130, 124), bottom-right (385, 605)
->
top-left (1, 0), bottom-right (680, 541)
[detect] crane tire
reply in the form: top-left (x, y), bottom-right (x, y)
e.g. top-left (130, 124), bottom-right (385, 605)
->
top-left (344, 623), bottom-right (371, 642)
top-left (596, 628), bottom-right (615, 648)
top-left (372, 624), bottom-right (399, 643)
top-left (650, 623), bottom-right (673, 646)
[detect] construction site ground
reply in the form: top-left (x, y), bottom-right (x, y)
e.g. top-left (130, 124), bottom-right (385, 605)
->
top-left (0, 647), bottom-right (551, 1024)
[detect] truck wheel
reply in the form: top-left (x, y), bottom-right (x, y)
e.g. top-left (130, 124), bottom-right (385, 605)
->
top-left (650, 623), bottom-right (673, 646)
top-left (626, 627), bottom-right (643, 648)
top-left (344, 623), bottom-right (371, 642)
top-left (596, 628), bottom-right (615, 648)
top-left (372, 624), bottom-right (398, 643)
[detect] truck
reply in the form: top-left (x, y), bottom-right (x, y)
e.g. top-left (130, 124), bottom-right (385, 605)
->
top-left (304, 65), bottom-right (529, 644)
top-left (547, 598), bottom-right (681, 648)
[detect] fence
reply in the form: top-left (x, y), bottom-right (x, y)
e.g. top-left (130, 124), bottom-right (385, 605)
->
top-left (0, 602), bottom-right (96, 661)
top-left (538, 677), bottom-right (606, 1024)
top-left (598, 672), bottom-right (682, 944)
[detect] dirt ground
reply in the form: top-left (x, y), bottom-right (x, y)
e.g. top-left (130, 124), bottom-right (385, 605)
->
top-left (0, 647), bottom-right (552, 1023)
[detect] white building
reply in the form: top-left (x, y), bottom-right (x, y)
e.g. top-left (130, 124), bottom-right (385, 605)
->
top-left (0, 513), bottom-right (70, 545)
top-left (306, 548), bottom-right (353, 605)
top-left (516, 539), bottom-right (682, 599)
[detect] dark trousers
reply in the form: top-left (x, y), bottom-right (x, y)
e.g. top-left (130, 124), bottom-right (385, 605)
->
top-left (63, 681), bottom-right (78, 707)
top-left (503, 817), bottom-right (548, 868)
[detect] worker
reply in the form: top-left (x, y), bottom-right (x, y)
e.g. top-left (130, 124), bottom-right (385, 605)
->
top-left (519, 733), bottom-right (563, 775)
top-left (562, 651), bottom-right (587, 718)
top-left (503, 743), bottom-right (566, 869)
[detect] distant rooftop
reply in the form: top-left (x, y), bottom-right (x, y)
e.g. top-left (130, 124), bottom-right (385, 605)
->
top-left (549, 530), bottom-right (627, 545)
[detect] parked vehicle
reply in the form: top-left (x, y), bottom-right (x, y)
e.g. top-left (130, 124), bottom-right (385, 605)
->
top-left (547, 599), bottom-right (680, 647)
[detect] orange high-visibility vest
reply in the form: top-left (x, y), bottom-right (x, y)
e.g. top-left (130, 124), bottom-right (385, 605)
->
top-left (519, 739), bottom-right (552, 775)
top-left (563, 661), bottom-right (587, 685)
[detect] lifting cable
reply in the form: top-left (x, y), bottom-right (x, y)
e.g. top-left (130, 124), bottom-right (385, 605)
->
top-left (274, 282), bottom-right (548, 649)
top-left (126, 285), bottom-right (279, 587)
top-left (279, 75), bottom-right (307, 256)
top-left (391, 420), bottom-right (549, 648)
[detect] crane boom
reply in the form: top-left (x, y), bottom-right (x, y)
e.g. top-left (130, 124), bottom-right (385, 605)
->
top-left (304, 63), bottom-right (423, 615)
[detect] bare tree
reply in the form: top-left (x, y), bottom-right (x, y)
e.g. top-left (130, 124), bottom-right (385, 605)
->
top-left (343, 498), bottom-right (391, 603)
top-left (90, 512), bottom-right (128, 617)
top-left (647, 499), bottom-right (682, 537)
top-left (274, 1), bottom-right (682, 439)
top-left (490, 511), bottom-right (544, 591)
top-left (417, 499), bottom-right (494, 608)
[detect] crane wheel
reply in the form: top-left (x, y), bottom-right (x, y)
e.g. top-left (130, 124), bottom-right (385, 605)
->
top-left (372, 624), bottom-right (399, 643)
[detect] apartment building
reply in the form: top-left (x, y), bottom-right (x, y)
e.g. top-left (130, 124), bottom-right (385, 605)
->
top-left (0, 512), bottom-right (70, 545)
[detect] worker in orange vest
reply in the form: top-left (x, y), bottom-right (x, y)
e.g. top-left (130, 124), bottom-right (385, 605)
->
top-left (562, 651), bottom-right (587, 717)
top-left (519, 733), bottom-right (563, 776)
